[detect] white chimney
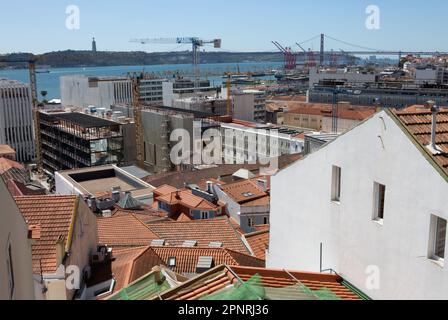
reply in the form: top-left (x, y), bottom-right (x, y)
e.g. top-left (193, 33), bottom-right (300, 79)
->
top-left (426, 100), bottom-right (441, 154)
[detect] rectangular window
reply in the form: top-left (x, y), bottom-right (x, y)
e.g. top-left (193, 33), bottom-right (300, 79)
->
top-left (264, 217), bottom-right (269, 225)
top-left (248, 218), bottom-right (255, 227)
top-left (6, 243), bottom-right (15, 299)
top-left (430, 215), bottom-right (447, 261)
top-left (373, 182), bottom-right (386, 221)
top-left (331, 166), bottom-right (342, 202)
top-left (201, 211), bottom-right (209, 220)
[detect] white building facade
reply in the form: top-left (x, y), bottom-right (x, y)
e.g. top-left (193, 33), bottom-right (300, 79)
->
top-left (268, 110), bottom-right (448, 300)
top-left (0, 79), bottom-right (35, 162)
top-left (60, 75), bottom-right (132, 109)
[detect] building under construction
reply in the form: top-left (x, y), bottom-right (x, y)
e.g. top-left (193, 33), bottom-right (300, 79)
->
top-left (39, 110), bottom-right (135, 174)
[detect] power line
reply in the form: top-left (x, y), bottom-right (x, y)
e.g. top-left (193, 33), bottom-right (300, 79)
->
top-left (324, 34), bottom-right (382, 52)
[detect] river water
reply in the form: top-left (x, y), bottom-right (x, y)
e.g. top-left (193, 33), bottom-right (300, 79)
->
top-left (0, 61), bottom-right (282, 100)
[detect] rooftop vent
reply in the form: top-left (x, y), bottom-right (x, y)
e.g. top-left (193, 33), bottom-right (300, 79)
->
top-left (182, 240), bottom-right (198, 247)
top-left (242, 192), bottom-right (255, 198)
top-left (208, 242), bottom-right (223, 248)
top-left (426, 100), bottom-right (442, 155)
top-left (151, 239), bottom-right (166, 247)
top-left (196, 256), bottom-right (214, 274)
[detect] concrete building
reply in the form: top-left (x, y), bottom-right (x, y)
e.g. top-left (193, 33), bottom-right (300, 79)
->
top-left (162, 78), bottom-right (217, 107)
top-left (55, 165), bottom-right (154, 206)
top-left (233, 89), bottom-right (267, 123)
top-left (268, 106), bottom-right (448, 299)
top-left (15, 195), bottom-right (98, 300)
top-left (39, 109), bottom-right (135, 174)
top-left (309, 67), bottom-right (377, 88)
top-left (60, 75), bottom-right (133, 110)
top-left (415, 66), bottom-right (448, 85)
top-left (221, 121), bottom-right (303, 164)
top-left (172, 96), bottom-right (228, 116)
top-left (139, 78), bottom-right (165, 105)
top-left (0, 178), bottom-right (35, 300)
top-left (309, 85), bottom-right (448, 108)
top-left (140, 106), bottom-right (220, 173)
top-left (0, 79), bottom-right (35, 163)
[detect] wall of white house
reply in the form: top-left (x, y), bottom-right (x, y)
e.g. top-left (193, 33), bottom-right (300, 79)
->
top-left (267, 110), bottom-right (448, 300)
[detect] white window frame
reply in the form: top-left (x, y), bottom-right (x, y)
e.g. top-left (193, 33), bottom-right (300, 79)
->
top-left (372, 182), bottom-right (386, 223)
top-left (200, 211), bottom-right (209, 220)
top-left (331, 166), bottom-right (342, 202)
top-left (428, 215), bottom-right (447, 265)
top-left (248, 217), bottom-right (255, 228)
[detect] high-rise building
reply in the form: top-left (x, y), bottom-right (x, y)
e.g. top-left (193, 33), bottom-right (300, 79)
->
top-left (0, 79), bottom-right (35, 163)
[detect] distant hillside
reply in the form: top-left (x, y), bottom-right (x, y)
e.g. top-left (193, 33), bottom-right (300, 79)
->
top-left (0, 50), bottom-right (283, 69)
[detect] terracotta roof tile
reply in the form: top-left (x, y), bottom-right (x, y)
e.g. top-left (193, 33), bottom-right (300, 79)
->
top-left (0, 157), bottom-right (24, 174)
top-left (157, 189), bottom-right (218, 210)
top-left (393, 107), bottom-right (448, 174)
top-left (158, 265), bottom-right (363, 300)
top-left (142, 247), bottom-right (264, 275)
top-left (245, 230), bottom-right (270, 260)
top-left (97, 213), bottom-right (159, 247)
top-left (14, 195), bottom-right (78, 274)
top-left (146, 217), bottom-right (250, 254)
top-left (219, 180), bottom-right (268, 204)
top-left (0, 144), bottom-right (16, 156)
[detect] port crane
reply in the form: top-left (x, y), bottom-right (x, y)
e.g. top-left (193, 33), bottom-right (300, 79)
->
top-left (130, 37), bottom-right (222, 86)
top-left (0, 56), bottom-right (42, 174)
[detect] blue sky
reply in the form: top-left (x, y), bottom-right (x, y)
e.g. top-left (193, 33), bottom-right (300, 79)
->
top-left (1, 0), bottom-right (447, 54)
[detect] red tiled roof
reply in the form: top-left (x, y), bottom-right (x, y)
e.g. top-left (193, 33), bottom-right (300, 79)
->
top-left (143, 246), bottom-right (264, 275)
top-left (146, 217), bottom-right (250, 254)
top-left (392, 107), bottom-right (448, 174)
top-left (245, 230), bottom-right (269, 260)
top-left (153, 184), bottom-right (178, 197)
top-left (278, 102), bottom-right (377, 121)
top-left (0, 144), bottom-right (15, 156)
top-left (14, 195), bottom-right (78, 274)
top-left (97, 213), bottom-right (159, 247)
top-left (0, 157), bottom-right (23, 174)
top-left (158, 265), bottom-right (363, 300)
top-left (196, 178), bottom-right (226, 191)
top-left (218, 179), bottom-right (267, 204)
top-left (157, 189), bottom-right (219, 210)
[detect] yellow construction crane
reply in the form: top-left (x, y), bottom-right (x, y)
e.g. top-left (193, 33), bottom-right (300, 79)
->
top-left (131, 76), bottom-right (145, 169)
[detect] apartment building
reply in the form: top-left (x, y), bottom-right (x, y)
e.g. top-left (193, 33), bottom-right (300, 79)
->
top-left (221, 121), bottom-right (303, 164)
top-left (308, 67), bottom-right (377, 88)
top-left (15, 195), bottom-right (98, 300)
top-left (268, 106), bottom-right (448, 299)
top-left (0, 79), bottom-right (35, 163)
top-left (162, 78), bottom-right (216, 107)
top-left (233, 89), bottom-right (267, 123)
top-left (0, 178), bottom-right (35, 300)
top-left (39, 110), bottom-right (132, 174)
top-left (60, 75), bottom-right (132, 109)
top-left (309, 85), bottom-right (448, 108)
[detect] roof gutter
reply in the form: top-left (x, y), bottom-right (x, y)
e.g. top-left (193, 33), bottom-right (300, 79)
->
top-left (65, 195), bottom-right (79, 254)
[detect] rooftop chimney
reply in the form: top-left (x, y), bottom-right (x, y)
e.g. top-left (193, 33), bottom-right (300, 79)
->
top-left (206, 181), bottom-right (213, 194)
top-left (426, 100), bottom-right (441, 153)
